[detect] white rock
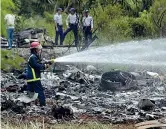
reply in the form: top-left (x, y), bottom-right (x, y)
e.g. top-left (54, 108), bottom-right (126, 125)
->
top-left (146, 71), bottom-right (159, 78)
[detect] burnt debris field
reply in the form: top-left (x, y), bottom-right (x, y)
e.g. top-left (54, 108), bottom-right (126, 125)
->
top-left (1, 64), bottom-right (166, 126)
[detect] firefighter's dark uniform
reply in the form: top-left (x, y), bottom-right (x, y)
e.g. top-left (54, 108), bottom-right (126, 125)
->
top-left (26, 53), bottom-right (46, 106)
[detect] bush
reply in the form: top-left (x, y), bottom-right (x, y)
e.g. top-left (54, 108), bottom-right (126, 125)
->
top-left (129, 10), bottom-right (156, 38)
top-left (1, 50), bottom-right (25, 72)
top-left (90, 5), bottom-right (132, 43)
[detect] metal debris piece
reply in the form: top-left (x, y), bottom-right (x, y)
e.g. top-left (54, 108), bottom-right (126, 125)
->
top-left (16, 93), bottom-right (38, 103)
top-left (138, 99), bottom-right (155, 111)
top-left (51, 105), bottom-right (74, 120)
top-left (100, 71), bottom-right (136, 91)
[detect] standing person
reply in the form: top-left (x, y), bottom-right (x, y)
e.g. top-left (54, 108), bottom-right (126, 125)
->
top-left (54, 8), bottom-right (63, 45)
top-left (4, 14), bottom-right (15, 50)
top-left (63, 8), bottom-right (79, 46)
top-left (26, 42), bottom-right (53, 106)
top-left (82, 9), bottom-right (93, 48)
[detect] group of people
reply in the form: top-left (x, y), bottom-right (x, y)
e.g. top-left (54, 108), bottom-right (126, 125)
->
top-left (54, 8), bottom-right (94, 47)
top-left (4, 8), bottom-right (93, 49)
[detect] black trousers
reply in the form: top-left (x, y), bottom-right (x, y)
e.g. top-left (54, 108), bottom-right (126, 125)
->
top-left (64, 24), bottom-right (78, 46)
top-left (83, 26), bottom-right (92, 47)
top-left (55, 25), bottom-right (63, 45)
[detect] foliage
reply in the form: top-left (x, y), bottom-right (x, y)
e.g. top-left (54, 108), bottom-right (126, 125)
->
top-left (150, 0), bottom-right (166, 36)
top-left (91, 3), bottom-right (155, 42)
top-left (1, 0), bottom-right (165, 44)
top-left (91, 4), bottom-right (129, 42)
top-left (108, 16), bottom-right (132, 42)
top-left (1, 50), bottom-right (25, 72)
top-left (129, 10), bottom-right (156, 38)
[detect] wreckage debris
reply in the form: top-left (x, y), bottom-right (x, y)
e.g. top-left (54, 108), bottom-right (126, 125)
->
top-left (11, 101), bottom-right (26, 114)
top-left (52, 105), bottom-right (74, 120)
top-left (2, 85), bottom-right (19, 92)
top-left (138, 99), bottom-right (155, 111)
top-left (1, 95), bottom-right (25, 113)
top-left (1, 66), bottom-right (166, 124)
top-left (99, 70), bottom-right (136, 91)
top-left (18, 84), bottom-right (27, 93)
top-left (10, 69), bottom-right (23, 76)
top-left (1, 99), bottom-right (13, 111)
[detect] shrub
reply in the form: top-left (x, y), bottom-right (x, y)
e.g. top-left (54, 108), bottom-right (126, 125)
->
top-left (1, 50), bottom-right (25, 72)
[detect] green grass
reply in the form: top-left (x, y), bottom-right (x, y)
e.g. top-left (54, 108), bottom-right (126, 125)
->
top-left (1, 121), bottom-right (136, 129)
top-left (1, 49), bottom-right (25, 72)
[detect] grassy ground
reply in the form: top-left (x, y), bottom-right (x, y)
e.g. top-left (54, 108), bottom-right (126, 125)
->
top-left (1, 49), bottom-right (25, 72)
top-left (1, 121), bottom-right (136, 129)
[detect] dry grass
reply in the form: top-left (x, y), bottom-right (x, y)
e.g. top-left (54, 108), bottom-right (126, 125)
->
top-left (1, 121), bottom-right (136, 129)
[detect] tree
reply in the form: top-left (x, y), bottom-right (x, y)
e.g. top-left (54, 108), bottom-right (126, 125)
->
top-left (151, 0), bottom-right (166, 37)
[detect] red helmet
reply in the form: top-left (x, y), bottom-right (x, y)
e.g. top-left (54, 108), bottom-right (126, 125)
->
top-left (30, 42), bottom-right (42, 49)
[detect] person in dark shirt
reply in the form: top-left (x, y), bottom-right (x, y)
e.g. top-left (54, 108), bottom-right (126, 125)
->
top-left (26, 42), bottom-right (52, 106)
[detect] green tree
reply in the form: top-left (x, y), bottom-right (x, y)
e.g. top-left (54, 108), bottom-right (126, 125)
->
top-left (151, 0), bottom-right (166, 37)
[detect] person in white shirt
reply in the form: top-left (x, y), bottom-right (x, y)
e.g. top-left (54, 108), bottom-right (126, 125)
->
top-left (4, 14), bottom-right (15, 50)
top-left (63, 8), bottom-right (79, 46)
top-left (54, 8), bottom-right (63, 45)
top-left (82, 9), bottom-right (93, 48)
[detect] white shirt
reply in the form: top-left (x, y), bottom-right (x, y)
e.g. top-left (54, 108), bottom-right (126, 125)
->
top-left (66, 14), bottom-right (78, 26)
top-left (4, 14), bottom-right (15, 28)
top-left (82, 16), bottom-right (93, 29)
top-left (54, 13), bottom-right (62, 25)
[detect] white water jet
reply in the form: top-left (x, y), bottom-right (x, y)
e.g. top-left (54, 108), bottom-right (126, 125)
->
top-left (55, 38), bottom-right (166, 72)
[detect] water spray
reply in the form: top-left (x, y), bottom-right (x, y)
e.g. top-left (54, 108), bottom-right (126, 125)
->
top-left (50, 38), bottom-right (166, 73)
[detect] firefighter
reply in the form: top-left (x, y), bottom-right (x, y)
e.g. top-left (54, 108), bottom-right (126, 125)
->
top-left (26, 42), bottom-right (53, 106)
top-left (82, 9), bottom-right (93, 48)
top-left (64, 8), bottom-right (79, 46)
top-left (54, 8), bottom-right (63, 45)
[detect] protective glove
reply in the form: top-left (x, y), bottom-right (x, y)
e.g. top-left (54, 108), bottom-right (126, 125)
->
top-left (44, 59), bottom-right (55, 65)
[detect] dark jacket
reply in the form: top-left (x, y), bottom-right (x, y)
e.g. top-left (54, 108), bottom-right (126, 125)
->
top-left (26, 53), bottom-right (45, 82)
